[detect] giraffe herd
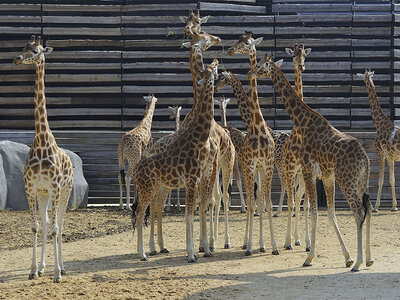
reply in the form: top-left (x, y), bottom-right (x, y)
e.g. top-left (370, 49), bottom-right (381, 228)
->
top-left (12, 10), bottom-right (400, 282)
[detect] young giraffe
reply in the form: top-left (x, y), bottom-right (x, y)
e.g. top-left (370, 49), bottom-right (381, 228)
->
top-left (118, 95), bottom-right (157, 210)
top-left (358, 69), bottom-right (399, 212)
top-left (280, 44), bottom-right (312, 251)
top-left (132, 59), bottom-right (219, 262)
top-left (227, 32), bottom-right (278, 255)
top-left (215, 97), bottom-right (246, 213)
top-left (14, 35), bottom-right (73, 283)
top-left (165, 105), bottom-right (182, 212)
top-left (248, 55), bottom-right (373, 271)
top-left (274, 44), bottom-right (311, 217)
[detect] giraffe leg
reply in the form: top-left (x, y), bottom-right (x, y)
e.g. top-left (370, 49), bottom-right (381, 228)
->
top-left (185, 184), bottom-right (197, 262)
top-left (234, 160), bottom-right (246, 213)
top-left (304, 193), bottom-right (311, 252)
top-left (48, 189), bottom-right (62, 283)
top-left (125, 172), bottom-right (132, 211)
top-left (213, 178), bottom-right (221, 244)
top-left (37, 194), bottom-right (49, 276)
top-left (57, 191), bottom-right (70, 276)
top-left (166, 189), bottom-right (172, 212)
top-left (387, 160), bottom-right (398, 211)
top-left (157, 187), bottom-right (169, 253)
top-left (118, 169), bottom-right (124, 209)
top-left (302, 171), bottom-right (317, 267)
top-left (274, 168), bottom-right (286, 217)
top-left (27, 192), bottom-right (39, 280)
top-left (242, 165), bottom-right (256, 256)
top-left (324, 179), bottom-right (353, 268)
top-left (283, 172), bottom-right (295, 250)
top-left (294, 175), bottom-right (305, 246)
top-left (374, 153), bottom-right (385, 212)
top-left (209, 199), bottom-right (215, 252)
top-left (365, 198), bottom-right (373, 267)
top-left (148, 197), bottom-right (157, 256)
top-left (177, 188), bottom-right (181, 211)
top-left (222, 161), bottom-right (234, 249)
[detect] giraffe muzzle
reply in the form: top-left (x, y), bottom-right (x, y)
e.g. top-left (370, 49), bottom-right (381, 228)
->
top-left (13, 56), bottom-right (23, 65)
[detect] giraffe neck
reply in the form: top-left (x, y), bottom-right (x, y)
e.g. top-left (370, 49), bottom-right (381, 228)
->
top-left (182, 48), bottom-right (204, 125)
top-left (294, 66), bottom-right (304, 101)
top-left (270, 64), bottom-right (328, 129)
top-left (33, 60), bottom-right (53, 140)
top-left (138, 100), bottom-right (156, 133)
top-left (365, 77), bottom-right (392, 130)
top-left (220, 105), bottom-right (227, 127)
top-left (229, 73), bottom-right (252, 130)
top-left (175, 112), bottom-right (180, 131)
top-left (247, 49), bottom-right (268, 134)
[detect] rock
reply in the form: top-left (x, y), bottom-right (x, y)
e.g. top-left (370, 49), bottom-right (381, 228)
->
top-left (0, 141), bottom-right (88, 210)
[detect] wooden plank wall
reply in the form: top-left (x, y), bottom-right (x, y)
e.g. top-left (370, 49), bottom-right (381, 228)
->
top-left (0, 0), bottom-right (399, 208)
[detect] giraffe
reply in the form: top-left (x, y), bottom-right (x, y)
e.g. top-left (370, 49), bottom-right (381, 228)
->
top-left (279, 44), bottom-right (312, 251)
top-left (357, 69), bottom-right (399, 212)
top-left (13, 35), bottom-right (74, 282)
top-left (180, 9), bottom-right (209, 37)
top-left (274, 44), bottom-right (312, 217)
top-left (215, 97), bottom-right (246, 213)
top-left (248, 54), bottom-right (373, 271)
top-left (117, 94), bottom-right (157, 210)
top-left (165, 105), bottom-right (182, 212)
top-left (132, 58), bottom-right (219, 262)
top-left (227, 32), bottom-right (278, 255)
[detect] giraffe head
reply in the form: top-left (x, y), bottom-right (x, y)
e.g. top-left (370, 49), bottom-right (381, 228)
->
top-left (180, 10), bottom-right (210, 36)
top-left (357, 69), bottom-right (375, 85)
top-left (214, 71), bottom-right (233, 93)
top-left (198, 58), bottom-right (219, 87)
top-left (143, 94), bottom-right (157, 109)
top-left (285, 44), bottom-right (311, 72)
top-left (227, 31), bottom-right (263, 56)
top-left (215, 97), bottom-right (231, 110)
top-left (247, 54), bottom-right (283, 80)
top-left (13, 35), bottom-right (53, 66)
top-left (168, 105), bottom-right (182, 120)
top-left (182, 30), bottom-right (221, 53)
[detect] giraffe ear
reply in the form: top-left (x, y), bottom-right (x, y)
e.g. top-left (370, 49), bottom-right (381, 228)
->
top-left (178, 106), bottom-right (182, 112)
top-left (143, 95), bottom-right (152, 101)
top-left (356, 73), bottom-right (364, 79)
top-left (182, 42), bottom-right (191, 49)
top-left (222, 71), bottom-right (231, 79)
top-left (225, 98), bottom-right (231, 105)
top-left (253, 37), bottom-right (263, 45)
top-left (199, 15), bottom-right (210, 24)
top-left (198, 78), bottom-right (205, 85)
top-left (275, 59), bottom-right (283, 68)
top-left (285, 48), bottom-right (294, 56)
top-left (180, 16), bottom-right (188, 23)
top-left (215, 99), bottom-right (221, 105)
top-left (42, 47), bottom-right (53, 55)
top-left (304, 48), bottom-right (312, 55)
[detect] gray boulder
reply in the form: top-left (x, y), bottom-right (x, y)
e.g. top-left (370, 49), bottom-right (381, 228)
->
top-left (0, 141), bottom-right (88, 210)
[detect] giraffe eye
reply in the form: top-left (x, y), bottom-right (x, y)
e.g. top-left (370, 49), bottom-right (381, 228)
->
top-left (33, 49), bottom-right (38, 54)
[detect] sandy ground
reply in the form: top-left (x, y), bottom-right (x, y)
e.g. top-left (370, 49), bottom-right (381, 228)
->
top-left (0, 207), bottom-right (399, 299)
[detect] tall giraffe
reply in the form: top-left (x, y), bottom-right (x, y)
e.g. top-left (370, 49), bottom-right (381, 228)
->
top-left (215, 97), bottom-right (246, 213)
top-left (227, 32), bottom-right (278, 255)
top-left (132, 58), bottom-right (219, 262)
top-left (280, 44), bottom-right (312, 250)
top-left (118, 95), bottom-right (157, 210)
top-left (274, 44), bottom-right (311, 217)
top-left (13, 35), bottom-right (74, 282)
top-left (358, 69), bottom-right (399, 212)
top-left (248, 54), bottom-right (373, 271)
top-left (165, 105), bottom-right (182, 212)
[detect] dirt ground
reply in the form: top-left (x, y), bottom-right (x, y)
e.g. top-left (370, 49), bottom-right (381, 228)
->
top-left (0, 207), bottom-right (399, 299)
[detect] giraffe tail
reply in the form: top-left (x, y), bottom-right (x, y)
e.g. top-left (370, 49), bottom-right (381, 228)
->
top-left (120, 169), bottom-right (125, 185)
top-left (361, 193), bottom-right (371, 227)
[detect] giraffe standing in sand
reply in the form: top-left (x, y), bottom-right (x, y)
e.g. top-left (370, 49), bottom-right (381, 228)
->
top-left (358, 69), bottom-right (399, 212)
top-left (165, 105), bottom-right (182, 212)
top-left (133, 58), bottom-right (219, 262)
top-left (227, 32), bottom-right (278, 255)
top-left (215, 97), bottom-right (247, 213)
top-left (14, 35), bottom-right (73, 283)
top-left (117, 95), bottom-right (157, 210)
top-left (248, 54), bottom-right (373, 271)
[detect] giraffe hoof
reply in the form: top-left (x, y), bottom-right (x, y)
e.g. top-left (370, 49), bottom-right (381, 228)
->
top-left (187, 257), bottom-right (197, 263)
top-left (254, 212), bottom-right (259, 217)
top-left (160, 248), bottom-right (169, 254)
top-left (61, 269), bottom-right (67, 275)
top-left (306, 247), bottom-right (311, 252)
top-left (241, 209), bottom-right (246, 213)
top-left (285, 245), bottom-right (293, 250)
top-left (346, 259), bottom-right (354, 268)
top-left (366, 259), bottom-right (374, 267)
top-left (272, 250), bottom-right (279, 255)
top-left (273, 213), bottom-right (279, 217)
top-left (224, 243), bottom-right (231, 249)
top-left (372, 208), bottom-right (379, 213)
top-left (203, 252), bottom-right (213, 258)
top-left (140, 257), bottom-right (148, 262)
top-left (53, 276), bottom-right (62, 283)
top-left (242, 245), bottom-right (247, 250)
top-left (149, 251), bottom-right (158, 256)
top-left (245, 250), bottom-right (252, 256)
top-left (38, 271), bottom-right (44, 277)
top-left (295, 241), bottom-right (301, 246)
top-left (351, 267), bottom-right (360, 272)
top-left (28, 273), bottom-right (38, 280)
top-left (392, 207), bottom-right (398, 211)
top-left (198, 247), bottom-right (205, 253)
top-left (303, 261), bottom-right (312, 267)
top-left (259, 247), bottom-right (266, 253)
